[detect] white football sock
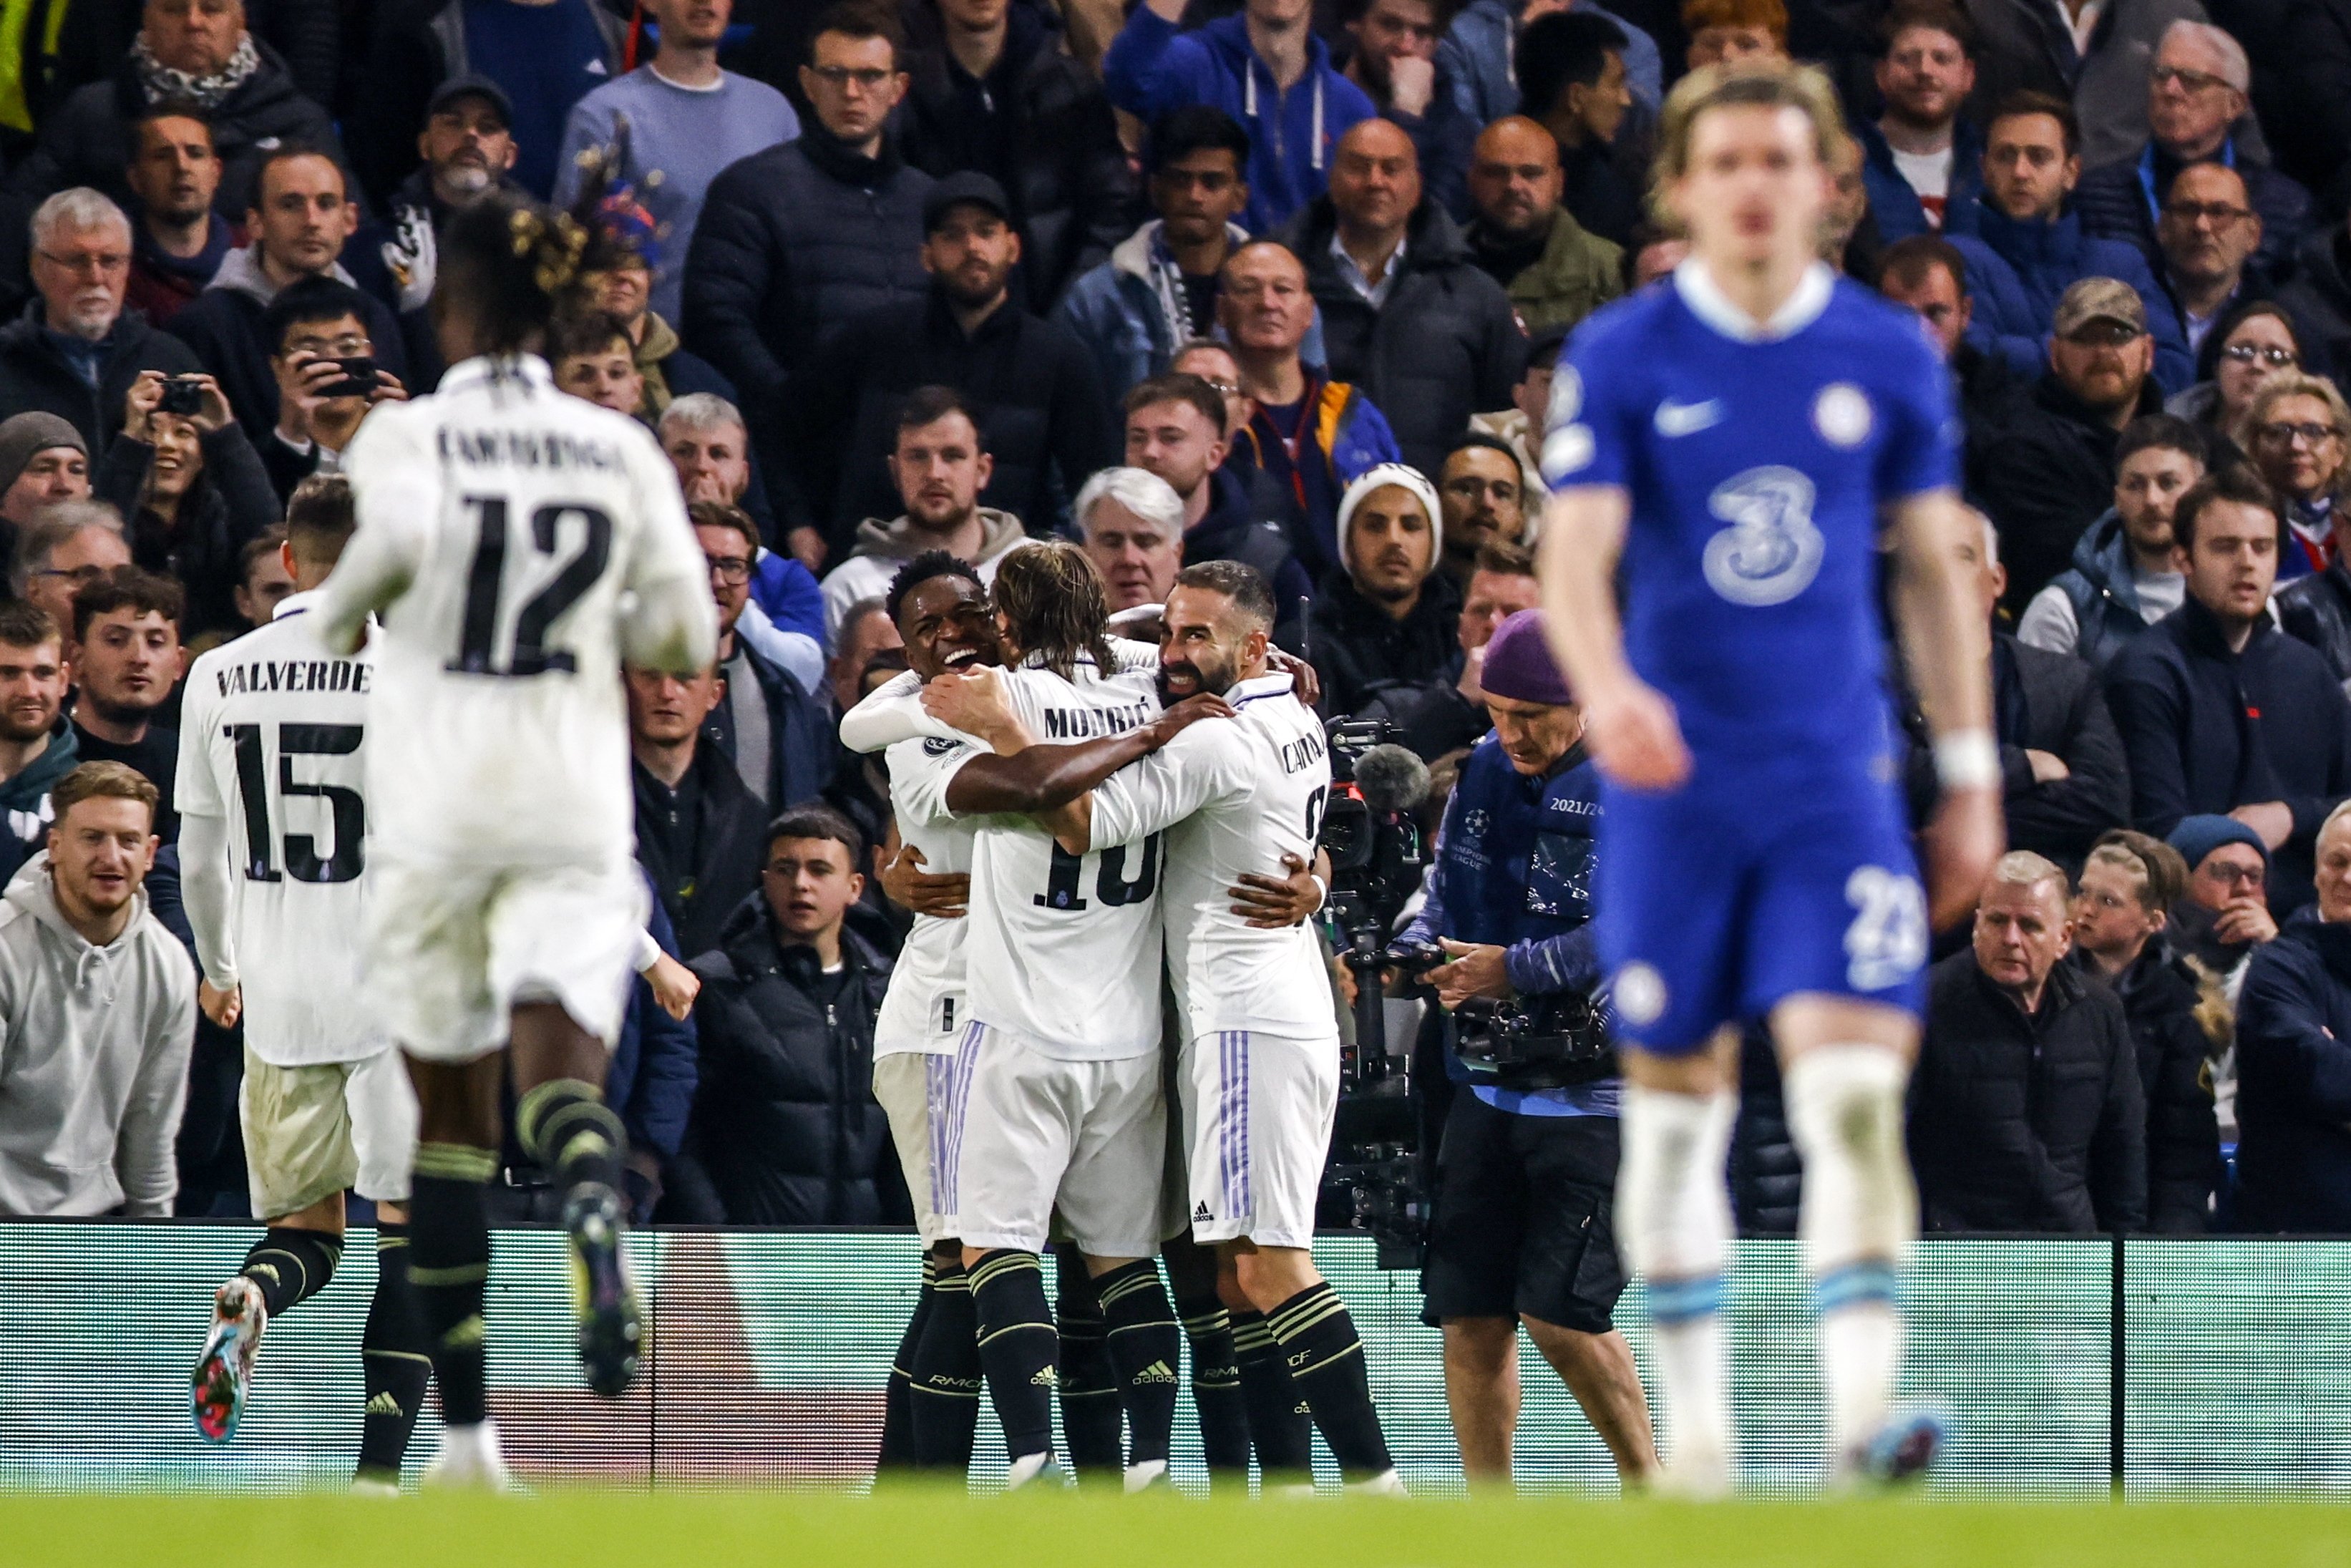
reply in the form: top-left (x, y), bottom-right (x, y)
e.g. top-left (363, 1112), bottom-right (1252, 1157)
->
top-left (1620, 1084), bottom-right (1739, 1483)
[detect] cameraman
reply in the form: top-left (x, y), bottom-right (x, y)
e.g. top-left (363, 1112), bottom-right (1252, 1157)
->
top-left (1398, 610), bottom-right (1657, 1490)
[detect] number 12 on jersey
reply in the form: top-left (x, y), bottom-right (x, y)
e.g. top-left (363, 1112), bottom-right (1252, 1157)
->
top-left (447, 495), bottom-right (614, 678)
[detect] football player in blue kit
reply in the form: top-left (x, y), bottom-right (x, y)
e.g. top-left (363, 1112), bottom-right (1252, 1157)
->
top-left (1537, 62), bottom-right (2003, 1494)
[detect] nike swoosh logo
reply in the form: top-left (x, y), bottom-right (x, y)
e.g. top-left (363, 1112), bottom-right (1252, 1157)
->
top-left (1654, 399), bottom-right (1724, 437)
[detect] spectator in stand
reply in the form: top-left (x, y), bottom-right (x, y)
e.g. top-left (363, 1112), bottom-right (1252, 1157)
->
top-left (814, 384), bottom-right (1028, 646)
top-left (629, 661), bottom-right (766, 963)
top-left (693, 500), bottom-right (832, 813)
top-left (2020, 414), bottom-right (2203, 669)
top-left (682, 802), bottom-right (905, 1225)
top-left (252, 278), bottom-right (410, 502)
top-left (898, 0), bottom-right (1131, 313)
top-left (5, 0), bottom-right (338, 233)
top-left (606, 881), bottom-right (700, 1224)
top-left (1955, 512), bottom-right (2131, 867)
top-left (1074, 466), bottom-right (1184, 617)
top-left (227, 527), bottom-right (291, 633)
top-left (2073, 23), bottom-right (2308, 282)
top-left (827, 598), bottom-right (902, 718)
top-left (1469, 321), bottom-right (1562, 500)
top-left (1680, 0), bottom-right (1783, 67)
top-left (684, 2), bottom-right (935, 573)
top-left (2280, 502), bottom-right (2351, 688)
top-left (2166, 812), bottom-right (2276, 1005)
top-left (0, 600), bottom-right (79, 882)
top-left (2107, 466), bottom-right (2351, 914)
top-left (1057, 107), bottom-right (1253, 405)
top-left (2279, 208), bottom-right (2351, 391)
top-left (1856, 1), bottom-right (1981, 240)
top-left (1436, 432), bottom-right (1526, 592)
top-left (786, 172), bottom-right (1116, 552)
top-left (1911, 851), bottom-right (2147, 1234)
top-left (1103, 0), bottom-right (1376, 233)
top-left (2235, 374), bottom-right (2350, 581)
top-left (1441, 0), bottom-right (1663, 128)
top-left (655, 391), bottom-right (820, 643)
top-left (1357, 538), bottom-right (1537, 803)
top-left (585, 243), bottom-right (744, 426)
top-left (1310, 462), bottom-right (1460, 715)
top-left (121, 101), bottom-right (228, 328)
top-left (94, 369), bottom-right (273, 638)
top-left (2234, 799), bottom-right (2351, 1232)
top-left (1945, 93), bottom-right (2192, 394)
top-left (1172, 338), bottom-right (1253, 449)
top-left (1972, 278), bottom-right (2166, 613)
top-left (2165, 299), bottom-right (2307, 455)
top-left (354, 0), bottom-right (628, 203)
top-left (0, 414), bottom-right (88, 561)
top-left (1216, 240), bottom-right (1401, 581)
top-left (1461, 115), bottom-right (1622, 339)
top-left (1124, 371), bottom-right (1312, 649)
top-left (553, 0), bottom-right (801, 329)
top-left (65, 568), bottom-right (181, 839)
top-left (1339, 0), bottom-right (1478, 223)
top-left (1957, 0), bottom-right (2219, 171)
top-left (167, 149), bottom-right (409, 447)
top-left (1515, 11), bottom-right (1637, 248)
top-left (1286, 120), bottom-right (1527, 486)
top-left (14, 503), bottom-right (130, 639)
top-left (547, 310), bottom-right (646, 418)
top-left (371, 75), bottom-right (519, 344)
top-left (2068, 829), bottom-right (2223, 1232)
top-left (2146, 165), bottom-right (2270, 356)
top-left (1877, 234), bottom-right (2025, 436)
top-left (0, 760), bottom-right (193, 1219)
top-left (0, 190), bottom-right (199, 456)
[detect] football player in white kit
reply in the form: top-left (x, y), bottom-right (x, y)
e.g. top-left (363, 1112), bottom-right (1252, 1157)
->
top-left (180, 477), bottom-right (430, 1488)
top-left (1032, 561), bottom-right (1401, 1494)
top-left (314, 191), bottom-right (716, 1487)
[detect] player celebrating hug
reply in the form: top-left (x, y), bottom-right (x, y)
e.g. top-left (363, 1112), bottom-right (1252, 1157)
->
top-left (1537, 62), bottom-right (2001, 1494)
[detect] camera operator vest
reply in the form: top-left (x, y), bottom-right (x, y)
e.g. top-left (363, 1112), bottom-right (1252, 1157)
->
top-left (1439, 736), bottom-right (1601, 956)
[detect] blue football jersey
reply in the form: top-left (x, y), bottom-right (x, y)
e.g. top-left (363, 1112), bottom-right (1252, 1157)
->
top-left (1544, 261), bottom-right (1958, 781)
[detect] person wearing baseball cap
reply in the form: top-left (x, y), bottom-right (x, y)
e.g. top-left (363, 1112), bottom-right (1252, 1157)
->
top-left (1393, 601), bottom-right (1660, 1491)
top-left (1972, 273), bottom-right (2171, 612)
top-left (0, 412), bottom-right (89, 540)
top-left (1308, 462), bottom-right (1461, 716)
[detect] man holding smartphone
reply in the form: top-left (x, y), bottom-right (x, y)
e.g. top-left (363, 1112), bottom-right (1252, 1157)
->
top-left (254, 278), bottom-right (409, 502)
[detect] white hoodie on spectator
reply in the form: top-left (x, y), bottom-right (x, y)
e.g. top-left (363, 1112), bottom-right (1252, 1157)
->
top-left (0, 852), bottom-right (194, 1217)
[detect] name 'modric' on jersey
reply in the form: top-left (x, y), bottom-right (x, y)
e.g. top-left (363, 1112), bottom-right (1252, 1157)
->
top-left (1542, 260), bottom-right (1960, 781)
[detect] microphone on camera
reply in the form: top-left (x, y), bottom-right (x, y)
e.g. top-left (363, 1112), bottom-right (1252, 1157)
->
top-left (1354, 744), bottom-right (1431, 816)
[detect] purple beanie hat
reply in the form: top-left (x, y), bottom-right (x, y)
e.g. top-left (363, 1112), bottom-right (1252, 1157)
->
top-left (1480, 609), bottom-right (1574, 706)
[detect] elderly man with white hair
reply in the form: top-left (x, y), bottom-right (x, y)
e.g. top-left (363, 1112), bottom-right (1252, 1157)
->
top-left (2075, 20), bottom-right (2310, 278)
top-left (1076, 466), bottom-right (1187, 619)
top-left (0, 190), bottom-right (200, 454)
top-left (660, 390), bottom-right (827, 663)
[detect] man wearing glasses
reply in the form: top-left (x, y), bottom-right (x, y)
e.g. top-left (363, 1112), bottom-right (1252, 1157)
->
top-left (691, 500), bottom-right (832, 812)
top-left (0, 189), bottom-right (200, 457)
top-left (2075, 21), bottom-right (2310, 281)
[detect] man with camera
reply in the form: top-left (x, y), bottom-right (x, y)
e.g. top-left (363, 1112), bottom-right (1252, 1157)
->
top-left (1398, 608), bottom-right (1657, 1490)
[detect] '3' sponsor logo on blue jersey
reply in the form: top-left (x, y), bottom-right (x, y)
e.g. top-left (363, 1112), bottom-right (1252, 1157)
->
top-left (1700, 466), bottom-right (1825, 606)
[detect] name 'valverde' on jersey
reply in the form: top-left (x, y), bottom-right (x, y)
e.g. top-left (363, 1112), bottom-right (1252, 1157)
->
top-left (1543, 262), bottom-right (1959, 777)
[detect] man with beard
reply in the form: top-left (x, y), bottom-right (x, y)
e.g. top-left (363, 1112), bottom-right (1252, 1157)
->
top-left (1309, 463), bottom-right (1460, 716)
top-left (375, 78), bottom-right (519, 328)
top-left (0, 600), bottom-right (77, 882)
top-left (1435, 432), bottom-right (1525, 589)
top-left (785, 172), bottom-right (1116, 553)
top-left (122, 102), bottom-right (230, 327)
top-left (1854, 1), bottom-right (1980, 241)
top-left (1461, 115), bottom-right (1621, 338)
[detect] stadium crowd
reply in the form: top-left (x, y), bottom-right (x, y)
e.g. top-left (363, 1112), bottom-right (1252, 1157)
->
top-left (0, 0), bottom-right (2350, 1282)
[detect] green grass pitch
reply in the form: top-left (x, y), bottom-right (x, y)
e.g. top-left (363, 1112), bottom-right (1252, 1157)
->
top-left (11, 1489), bottom-right (2351, 1568)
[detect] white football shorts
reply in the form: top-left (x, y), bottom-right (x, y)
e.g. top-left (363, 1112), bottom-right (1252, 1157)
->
top-left (872, 1049), bottom-right (962, 1247)
top-left (945, 1022), bottom-right (1164, 1259)
top-left (364, 856), bottom-right (647, 1063)
top-left (240, 1043), bottom-right (419, 1217)
top-left (1180, 1030), bottom-right (1340, 1250)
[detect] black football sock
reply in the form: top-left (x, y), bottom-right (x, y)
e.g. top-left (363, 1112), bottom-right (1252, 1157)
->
top-left (1095, 1260), bottom-right (1180, 1471)
top-left (1232, 1307), bottom-right (1315, 1483)
top-left (877, 1257), bottom-right (936, 1479)
top-left (355, 1223), bottom-right (431, 1486)
top-left (910, 1260), bottom-right (983, 1472)
top-left (1176, 1292), bottom-right (1252, 1484)
top-left (968, 1250), bottom-right (1058, 1464)
top-left (1054, 1253), bottom-right (1122, 1480)
top-left (1266, 1282), bottom-right (1393, 1479)
top-left (409, 1144), bottom-right (495, 1428)
top-left (238, 1227), bottom-right (344, 1318)
top-left (515, 1078), bottom-right (626, 1202)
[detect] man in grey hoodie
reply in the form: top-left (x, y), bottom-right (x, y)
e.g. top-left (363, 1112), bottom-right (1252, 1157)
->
top-left (817, 384), bottom-right (1030, 648)
top-left (0, 759), bottom-right (194, 1218)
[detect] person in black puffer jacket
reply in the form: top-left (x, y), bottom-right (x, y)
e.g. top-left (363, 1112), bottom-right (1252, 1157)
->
top-left (2068, 830), bottom-right (2224, 1232)
top-left (1310, 463), bottom-right (1461, 718)
top-left (2234, 805), bottom-right (2351, 1234)
top-left (681, 804), bottom-right (910, 1227)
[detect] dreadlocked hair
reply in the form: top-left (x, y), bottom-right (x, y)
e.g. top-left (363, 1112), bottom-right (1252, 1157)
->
top-left (435, 159), bottom-right (633, 359)
top-left (990, 541), bottom-right (1115, 682)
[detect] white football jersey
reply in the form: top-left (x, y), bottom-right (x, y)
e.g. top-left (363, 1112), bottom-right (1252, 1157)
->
top-left (1084, 674), bottom-right (1336, 1041)
top-left (875, 719), bottom-right (983, 1058)
top-left (175, 593), bottom-right (379, 1067)
top-left (318, 355), bottom-right (716, 870)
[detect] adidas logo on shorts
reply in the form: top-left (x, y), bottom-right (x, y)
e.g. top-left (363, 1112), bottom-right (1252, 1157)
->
top-left (1030, 1366), bottom-right (1059, 1388)
top-left (1134, 1360), bottom-right (1177, 1385)
top-left (1194, 1202), bottom-right (1212, 1223)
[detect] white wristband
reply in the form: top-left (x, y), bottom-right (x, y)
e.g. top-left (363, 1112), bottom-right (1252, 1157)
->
top-left (1933, 729), bottom-right (2002, 792)
top-left (1306, 875), bottom-right (1329, 915)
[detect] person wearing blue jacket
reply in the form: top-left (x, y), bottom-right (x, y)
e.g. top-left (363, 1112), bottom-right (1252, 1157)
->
top-left (1945, 91), bottom-right (2194, 393)
top-left (1852, 1), bottom-right (1984, 243)
top-left (1439, 0), bottom-right (1662, 127)
top-left (2234, 807), bottom-right (2351, 1233)
top-left (1104, 0), bottom-right (1376, 233)
top-left (607, 878), bottom-right (700, 1224)
top-left (1399, 609), bottom-right (1656, 1488)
